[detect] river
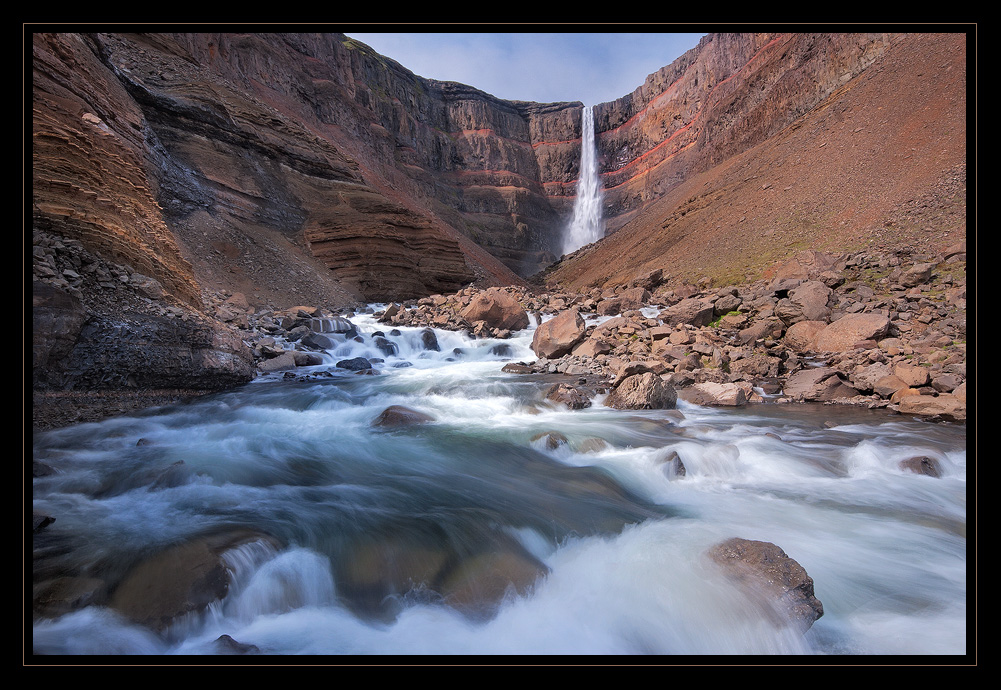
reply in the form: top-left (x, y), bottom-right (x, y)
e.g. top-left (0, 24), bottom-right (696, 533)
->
top-left (30, 311), bottom-right (968, 658)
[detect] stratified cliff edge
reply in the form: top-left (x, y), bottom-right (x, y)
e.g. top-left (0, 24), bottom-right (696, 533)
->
top-left (30, 30), bottom-right (968, 428)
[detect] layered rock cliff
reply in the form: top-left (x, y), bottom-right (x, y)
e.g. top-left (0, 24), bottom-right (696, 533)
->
top-left (30, 29), bottom-right (966, 428)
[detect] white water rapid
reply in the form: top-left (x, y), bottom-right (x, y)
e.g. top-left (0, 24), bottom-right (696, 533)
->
top-left (561, 105), bottom-right (605, 256)
top-left (31, 310), bottom-right (967, 658)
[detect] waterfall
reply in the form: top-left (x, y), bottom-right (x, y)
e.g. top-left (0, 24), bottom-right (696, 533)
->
top-left (562, 105), bottom-right (605, 256)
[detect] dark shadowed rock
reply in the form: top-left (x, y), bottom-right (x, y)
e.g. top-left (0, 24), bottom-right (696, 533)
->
top-left (336, 356), bottom-right (373, 371)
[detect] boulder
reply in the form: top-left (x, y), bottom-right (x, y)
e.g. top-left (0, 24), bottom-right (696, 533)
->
top-left (898, 455), bottom-right (942, 477)
top-left (898, 393), bottom-right (966, 421)
top-left (775, 280), bottom-right (832, 325)
top-left (659, 297), bottom-right (716, 328)
top-left (372, 405), bottom-right (435, 427)
top-left (707, 537), bottom-right (824, 631)
top-left (604, 372), bottom-right (677, 410)
top-left (783, 320), bottom-right (827, 352)
top-left (459, 288), bottom-right (529, 332)
top-left (336, 356), bottom-right (373, 371)
top-left (532, 310), bottom-right (586, 359)
top-left (784, 367), bottom-right (858, 401)
top-left (900, 262), bottom-right (935, 287)
top-left (420, 328), bottom-right (441, 352)
top-left (893, 362), bottom-right (930, 387)
top-left (679, 382), bottom-right (748, 406)
top-left (545, 383), bottom-right (592, 410)
top-left (873, 374), bottom-right (907, 398)
top-left (813, 313), bottom-right (891, 352)
top-left (258, 351), bottom-right (297, 373)
top-left (109, 530), bottom-right (280, 630)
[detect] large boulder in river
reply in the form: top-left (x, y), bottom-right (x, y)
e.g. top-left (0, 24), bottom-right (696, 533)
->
top-left (372, 405), bottom-right (435, 428)
top-left (109, 530), bottom-right (281, 631)
top-left (707, 537), bottom-right (824, 631)
top-left (460, 288), bottom-right (529, 332)
top-left (532, 309), bottom-right (586, 359)
top-left (605, 372), bottom-right (677, 410)
top-left (813, 313), bottom-right (891, 352)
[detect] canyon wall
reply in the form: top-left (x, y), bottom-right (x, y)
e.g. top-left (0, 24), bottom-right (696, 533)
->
top-left (31, 29), bottom-right (964, 427)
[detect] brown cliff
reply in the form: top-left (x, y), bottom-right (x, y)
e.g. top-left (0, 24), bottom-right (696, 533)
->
top-left (30, 29), bottom-right (968, 428)
top-left (542, 32), bottom-right (967, 292)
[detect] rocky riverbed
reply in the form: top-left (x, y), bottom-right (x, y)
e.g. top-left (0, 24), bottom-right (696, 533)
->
top-left (229, 245), bottom-right (967, 426)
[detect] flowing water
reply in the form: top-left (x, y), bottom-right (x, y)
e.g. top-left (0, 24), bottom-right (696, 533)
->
top-left (30, 312), bottom-right (968, 658)
top-left (562, 105), bottom-right (605, 256)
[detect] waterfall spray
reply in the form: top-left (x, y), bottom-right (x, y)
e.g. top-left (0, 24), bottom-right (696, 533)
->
top-left (561, 105), bottom-right (604, 256)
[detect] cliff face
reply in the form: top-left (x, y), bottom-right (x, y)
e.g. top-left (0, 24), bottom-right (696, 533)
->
top-left (30, 29), bottom-right (967, 428)
top-left (32, 31), bottom-right (920, 302)
top-left (542, 31), bottom-right (967, 292)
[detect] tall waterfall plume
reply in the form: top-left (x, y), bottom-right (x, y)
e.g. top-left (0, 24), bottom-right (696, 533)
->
top-left (561, 105), bottom-right (605, 256)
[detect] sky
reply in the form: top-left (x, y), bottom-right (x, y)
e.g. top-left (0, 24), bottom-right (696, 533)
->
top-left (345, 32), bottom-right (707, 106)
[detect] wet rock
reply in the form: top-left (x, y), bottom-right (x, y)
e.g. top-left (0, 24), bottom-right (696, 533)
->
top-left (420, 328), bottom-right (441, 351)
top-left (899, 455), bottom-right (942, 477)
top-left (213, 634), bottom-right (261, 655)
top-left (545, 383), bottom-right (592, 410)
top-left (437, 543), bottom-right (549, 618)
top-left (707, 537), bottom-right (824, 631)
top-left (531, 431), bottom-right (570, 450)
top-left (108, 530), bottom-right (281, 631)
top-left (336, 356), bottom-right (373, 371)
top-left (659, 449), bottom-right (687, 479)
top-left (258, 351), bottom-right (297, 373)
top-left (372, 405), bottom-right (435, 427)
top-left (373, 336), bottom-right (398, 357)
top-left (33, 576), bottom-right (106, 619)
top-left (898, 393), bottom-right (966, 421)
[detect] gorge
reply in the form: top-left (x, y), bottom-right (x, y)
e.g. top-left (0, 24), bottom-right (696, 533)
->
top-left (30, 29), bottom-right (969, 659)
